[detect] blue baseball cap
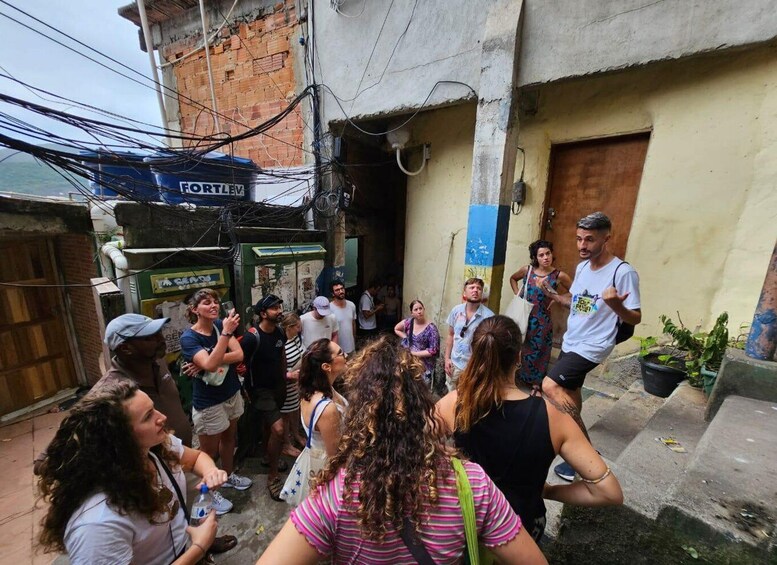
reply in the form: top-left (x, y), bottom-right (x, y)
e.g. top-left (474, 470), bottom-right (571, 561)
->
top-left (104, 313), bottom-right (169, 350)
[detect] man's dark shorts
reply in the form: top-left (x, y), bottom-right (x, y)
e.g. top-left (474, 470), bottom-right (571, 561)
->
top-left (250, 388), bottom-right (282, 425)
top-left (547, 351), bottom-right (599, 390)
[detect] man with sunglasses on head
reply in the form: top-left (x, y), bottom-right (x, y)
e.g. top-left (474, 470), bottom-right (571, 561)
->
top-left (444, 278), bottom-right (495, 391)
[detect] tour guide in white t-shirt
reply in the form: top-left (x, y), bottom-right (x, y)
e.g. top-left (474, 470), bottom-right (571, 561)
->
top-left (540, 211), bottom-right (641, 481)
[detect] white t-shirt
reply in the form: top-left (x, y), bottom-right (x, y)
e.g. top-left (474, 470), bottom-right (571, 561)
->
top-left (563, 257), bottom-right (641, 364)
top-left (64, 435), bottom-right (188, 565)
top-left (358, 291), bottom-right (377, 330)
top-left (330, 300), bottom-right (357, 353)
top-left (300, 311), bottom-right (338, 348)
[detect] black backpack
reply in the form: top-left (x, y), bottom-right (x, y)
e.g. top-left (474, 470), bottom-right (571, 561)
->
top-left (612, 261), bottom-right (635, 344)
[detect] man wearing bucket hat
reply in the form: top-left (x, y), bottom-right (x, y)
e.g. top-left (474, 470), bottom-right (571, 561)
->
top-left (299, 296), bottom-right (339, 349)
top-left (102, 313), bottom-right (193, 448)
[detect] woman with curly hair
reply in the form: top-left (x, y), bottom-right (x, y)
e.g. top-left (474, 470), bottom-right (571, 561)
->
top-left (258, 336), bottom-right (546, 564)
top-left (37, 378), bottom-right (228, 564)
top-left (297, 338), bottom-right (349, 457)
top-left (436, 315), bottom-right (623, 542)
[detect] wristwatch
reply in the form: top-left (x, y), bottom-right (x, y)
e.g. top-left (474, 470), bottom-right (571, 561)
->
top-left (222, 332), bottom-right (233, 338)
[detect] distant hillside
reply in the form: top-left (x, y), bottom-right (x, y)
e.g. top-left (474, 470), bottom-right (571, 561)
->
top-left (0, 143), bottom-right (90, 198)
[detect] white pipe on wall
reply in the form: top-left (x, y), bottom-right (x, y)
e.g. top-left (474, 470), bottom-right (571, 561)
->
top-left (101, 241), bottom-right (133, 311)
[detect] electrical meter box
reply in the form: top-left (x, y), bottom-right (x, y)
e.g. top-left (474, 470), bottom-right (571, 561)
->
top-left (235, 243), bottom-right (326, 318)
top-left (129, 266), bottom-right (232, 361)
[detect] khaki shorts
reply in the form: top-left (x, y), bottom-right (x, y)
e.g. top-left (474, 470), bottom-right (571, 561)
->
top-left (446, 365), bottom-right (465, 392)
top-left (192, 391), bottom-right (244, 436)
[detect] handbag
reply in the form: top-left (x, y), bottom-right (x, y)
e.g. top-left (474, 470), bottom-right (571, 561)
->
top-left (452, 457), bottom-right (496, 565)
top-left (504, 265), bottom-right (534, 337)
top-left (279, 398), bottom-right (330, 506)
top-left (198, 326), bottom-right (230, 386)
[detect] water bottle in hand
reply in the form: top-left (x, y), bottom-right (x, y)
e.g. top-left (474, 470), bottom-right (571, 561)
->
top-left (190, 484), bottom-right (212, 526)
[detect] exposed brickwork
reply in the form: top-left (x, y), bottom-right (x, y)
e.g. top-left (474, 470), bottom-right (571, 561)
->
top-left (55, 234), bottom-right (103, 384)
top-left (162, 0), bottom-right (305, 169)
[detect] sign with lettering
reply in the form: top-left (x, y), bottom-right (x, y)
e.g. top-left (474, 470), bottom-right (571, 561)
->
top-left (179, 181), bottom-right (245, 197)
top-left (150, 268), bottom-right (225, 295)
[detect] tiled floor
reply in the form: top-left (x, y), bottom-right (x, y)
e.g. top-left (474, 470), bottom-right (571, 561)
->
top-left (0, 411), bottom-right (67, 565)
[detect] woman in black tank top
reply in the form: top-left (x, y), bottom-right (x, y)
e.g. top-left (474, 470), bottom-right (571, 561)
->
top-left (437, 316), bottom-right (623, 543)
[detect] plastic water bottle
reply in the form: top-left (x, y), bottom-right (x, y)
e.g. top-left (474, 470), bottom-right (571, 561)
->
top-left (189, 484), bottom-right (212, 526)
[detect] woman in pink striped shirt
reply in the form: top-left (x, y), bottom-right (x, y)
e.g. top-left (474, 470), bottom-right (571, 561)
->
top-left (257, 336), bottom-right (546, 565)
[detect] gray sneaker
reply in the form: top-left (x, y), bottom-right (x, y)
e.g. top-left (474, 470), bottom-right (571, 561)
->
top-left (211, 490), bottom-right (234, 515)
top-left (222, 472), bottom-right (253, 491)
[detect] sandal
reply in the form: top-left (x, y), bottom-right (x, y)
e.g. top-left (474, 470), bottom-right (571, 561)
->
top-left (210, 535), bottom-right (238, 554)
top-left (260, 457), bottom-right (289, 472)
top-left (267, 476), bottom-right (284, 501)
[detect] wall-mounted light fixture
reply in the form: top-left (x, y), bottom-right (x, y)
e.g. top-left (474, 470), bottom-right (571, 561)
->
top-left (387, 127), bottom-right (430, 177)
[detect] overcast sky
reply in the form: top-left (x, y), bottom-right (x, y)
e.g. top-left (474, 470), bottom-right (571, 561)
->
top-left (0, 0), bottom-right (163, 147)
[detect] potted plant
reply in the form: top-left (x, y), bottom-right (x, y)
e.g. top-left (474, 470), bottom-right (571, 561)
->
top-left (637, 312), bottom-right (730, 397)
top-left (637, 335), bottom-right (688, 398)
top-left (658, 312), bottom-right (729, 396)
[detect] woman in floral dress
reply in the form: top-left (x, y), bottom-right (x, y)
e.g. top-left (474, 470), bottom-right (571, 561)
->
top-left (509, 240), bottom-right (572, 385)
top-left (394, 299), bottom-right (440, 387)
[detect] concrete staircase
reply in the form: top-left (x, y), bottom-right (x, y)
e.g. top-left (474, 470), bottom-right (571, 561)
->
top-left (544, 377), bottom-right (777, 564)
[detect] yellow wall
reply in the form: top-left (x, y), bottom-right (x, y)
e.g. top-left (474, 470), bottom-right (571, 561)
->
top-left (503, 47), bottom-right (777, 342)
top-left (402, 48), bottom-right (777, 344)
top-left (402, 103), bottom-right (477, 325)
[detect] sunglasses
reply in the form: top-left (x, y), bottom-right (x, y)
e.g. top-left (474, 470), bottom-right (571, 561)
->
top-left (460, 324), bottom-right (471, 338)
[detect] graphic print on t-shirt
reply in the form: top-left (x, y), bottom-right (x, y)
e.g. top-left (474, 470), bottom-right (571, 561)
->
top-left (571, 290), bottom-right (599, 317)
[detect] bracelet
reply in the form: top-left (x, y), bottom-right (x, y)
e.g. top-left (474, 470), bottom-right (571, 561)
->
top-left (221, 332), bottom-right (233, 338)
top-left (191, 542), bottom-right (206, 556)
top-left (580, 465), bottom-right (611, 484)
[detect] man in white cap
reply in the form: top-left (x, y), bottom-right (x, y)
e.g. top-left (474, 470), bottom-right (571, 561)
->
top-left (102, 313), bottom-right (193, 447)
top-left (299, 296), bottom-right (339, 349)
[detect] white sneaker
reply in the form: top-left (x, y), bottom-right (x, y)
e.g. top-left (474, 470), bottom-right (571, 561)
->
top-left (222, 472), bottom-right (253, 491)
top-left (211, 490), bottom-right (234, 515)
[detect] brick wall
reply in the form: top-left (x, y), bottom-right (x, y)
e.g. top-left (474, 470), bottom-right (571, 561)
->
top-left (55, 234), bottom-right (103, 385)
top-left (162, 0), bottom-right (305, 169)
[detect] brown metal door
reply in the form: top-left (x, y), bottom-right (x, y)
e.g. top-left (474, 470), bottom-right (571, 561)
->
top-left (0, 239), bottom-right (78, 416)
top-left (542, 133), bottom-right (649, 345)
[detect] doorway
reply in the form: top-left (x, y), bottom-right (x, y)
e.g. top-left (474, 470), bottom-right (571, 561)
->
top-left (542, 133), bottom-right (650, 344)
top-left (0, 239), bottom-right (78, 416)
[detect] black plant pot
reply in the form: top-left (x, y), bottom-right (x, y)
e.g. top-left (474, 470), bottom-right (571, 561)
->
top-left (639, 353), bottom-right (687, 398)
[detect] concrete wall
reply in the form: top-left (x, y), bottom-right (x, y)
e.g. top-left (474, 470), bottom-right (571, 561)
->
top-left (314, 0), bottom-right (777, 126)
top-left (501, 46), bottom-right (777, 339)
top-left (402, 103), bottom-right (477, 326)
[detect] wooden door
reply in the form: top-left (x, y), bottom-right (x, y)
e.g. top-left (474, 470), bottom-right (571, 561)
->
top-left (0, 239), bottom-right (78, 416)
top-left (542, 133), bottom-right (649, 344)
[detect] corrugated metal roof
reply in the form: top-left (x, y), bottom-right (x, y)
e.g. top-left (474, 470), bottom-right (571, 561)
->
top-left (118, 0), bottom-right (200, 27)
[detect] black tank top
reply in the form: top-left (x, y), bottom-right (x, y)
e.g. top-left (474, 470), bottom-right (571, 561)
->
top-left (453, 395), bottom-right (555, 541)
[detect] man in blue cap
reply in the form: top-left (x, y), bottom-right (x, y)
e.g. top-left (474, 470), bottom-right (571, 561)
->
top-left (102, 313), bottom-right (193, 448)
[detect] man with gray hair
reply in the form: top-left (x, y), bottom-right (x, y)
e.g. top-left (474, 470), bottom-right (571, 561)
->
top-left (542, 211), bottom-right (642, 481)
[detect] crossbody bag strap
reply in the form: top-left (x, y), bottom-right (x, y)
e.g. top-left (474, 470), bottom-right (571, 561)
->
top-left (400, 516), bottom-right (436, 565)
top-left (451, 457), bottom-right (479, 565)
top-left (306, 397), bottom-right (331, 449)
top-left (408, 316), bottom-right (415, 348)
top-left (150, 453), bottom-right (190, 522)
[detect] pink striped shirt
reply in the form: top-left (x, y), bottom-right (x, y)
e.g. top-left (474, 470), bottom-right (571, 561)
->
top-left (290, 460), bottom-right (522, 564)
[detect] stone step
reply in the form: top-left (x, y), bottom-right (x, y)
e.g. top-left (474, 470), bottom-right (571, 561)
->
top-left (662, 395), bottom-right (777, 556)
top-left (587, 379), bottom-right (665, 461)
top-left (612, 382), bottom-right (708, 519)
